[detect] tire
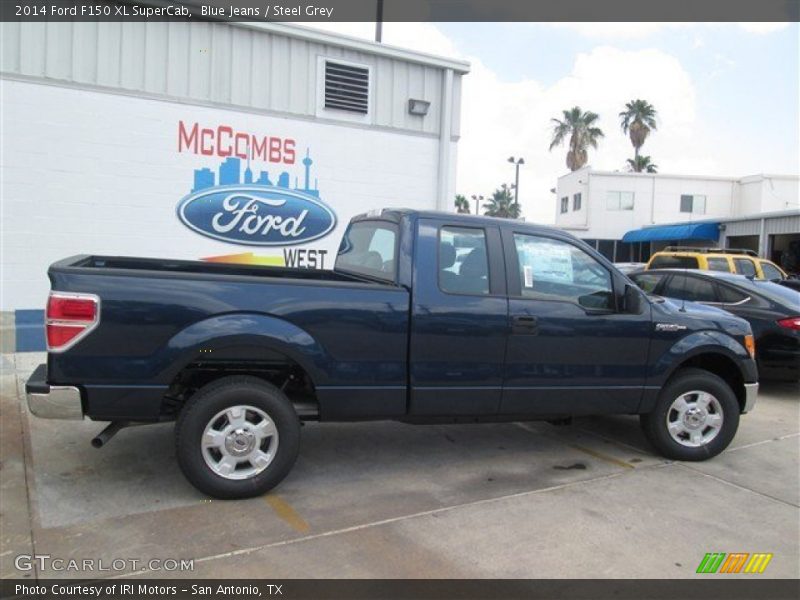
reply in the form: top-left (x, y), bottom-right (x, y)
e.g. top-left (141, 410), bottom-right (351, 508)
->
top-left (640, 368), bottom-right (740, 461)
top-left (176, 376), bottom-right (300, 499)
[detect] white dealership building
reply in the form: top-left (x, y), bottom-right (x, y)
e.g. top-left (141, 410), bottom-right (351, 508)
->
top-left (554, 168), bottom-right (800, 265)
top-left (0, 19), bottom-right (468, 351)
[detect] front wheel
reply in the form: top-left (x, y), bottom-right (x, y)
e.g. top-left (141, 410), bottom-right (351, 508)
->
top-left (176, 376), bottom-right (300, 499)
top-left (640, 368), bottom-right (740, 461)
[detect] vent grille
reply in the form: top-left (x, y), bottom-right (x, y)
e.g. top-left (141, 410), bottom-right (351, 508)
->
top-left (324, 61), bottom-right (369, 114)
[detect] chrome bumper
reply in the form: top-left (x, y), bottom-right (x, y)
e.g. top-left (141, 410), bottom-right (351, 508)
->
top-left (743, 382), bottom-right (758, 413)
top-left (25, 364), bottom-right (84, 420)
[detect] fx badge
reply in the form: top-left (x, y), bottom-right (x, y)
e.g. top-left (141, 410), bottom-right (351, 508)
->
top-left (655, 323), bottom-right (688, 332)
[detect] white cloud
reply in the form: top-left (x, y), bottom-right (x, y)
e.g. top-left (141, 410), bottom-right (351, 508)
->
top-left (454, 44), bottom-right (710, 223)
top-left (547, 22), bottom-right (792, 39)
top-left (546, 22), bottom-right (690, 39)
top-left (291, 23), bottom-right (792, 223)
top-left (737, 22), bottom-right (790, 34)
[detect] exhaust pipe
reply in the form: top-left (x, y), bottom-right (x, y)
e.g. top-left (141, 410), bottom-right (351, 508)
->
top-left (91, 421), bottom-right (128, 448)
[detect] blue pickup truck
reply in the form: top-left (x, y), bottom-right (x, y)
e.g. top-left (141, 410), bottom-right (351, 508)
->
top-left (26, 209), bottom-right (759, 498)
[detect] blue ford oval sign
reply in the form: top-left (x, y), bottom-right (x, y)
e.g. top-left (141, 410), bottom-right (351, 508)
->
top-left (177, 186), bottom-right (337, 247)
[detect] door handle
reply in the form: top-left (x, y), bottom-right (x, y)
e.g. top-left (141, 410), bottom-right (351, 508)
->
top-left (511, 315), bottom-right (538, 333)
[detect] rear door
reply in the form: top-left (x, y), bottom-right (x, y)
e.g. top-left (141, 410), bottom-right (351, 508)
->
top-left (409, 219), bottom-right (508, 416)
top-left (501, 230), bottom-right (651, 416)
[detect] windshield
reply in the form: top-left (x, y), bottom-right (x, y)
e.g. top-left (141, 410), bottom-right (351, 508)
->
top-left (335, 220), bottom-right (399, 282)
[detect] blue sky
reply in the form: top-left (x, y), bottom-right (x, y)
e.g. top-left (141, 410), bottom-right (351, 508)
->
top-left (303, 22), bottom-right (799, 222)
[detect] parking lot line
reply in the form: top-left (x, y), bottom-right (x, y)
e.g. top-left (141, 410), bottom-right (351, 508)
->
top-left (725, 431), bottom-right (800, 453)
top-left (96, 469), bottom-right (638, 578)
top-left (566, 443), bottom-right (636, 469)
top-left (515, 422), bottom-right (637, 469)
top-left (676, 462), bottom-right (799, 508)
top-left (265, 494), bottom-right (310, 533)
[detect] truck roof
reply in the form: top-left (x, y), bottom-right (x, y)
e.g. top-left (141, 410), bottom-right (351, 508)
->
top-left (351, 208), bottom-right (565, 237)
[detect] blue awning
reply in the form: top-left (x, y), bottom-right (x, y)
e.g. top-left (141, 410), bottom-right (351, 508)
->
top-left (622, 222), bottom-right (720, 243)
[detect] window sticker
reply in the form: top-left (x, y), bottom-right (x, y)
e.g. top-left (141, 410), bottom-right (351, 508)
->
top-left (523, 265), bottom-right (534, 288)
top-left (522, 242), bottom-right (573, 283)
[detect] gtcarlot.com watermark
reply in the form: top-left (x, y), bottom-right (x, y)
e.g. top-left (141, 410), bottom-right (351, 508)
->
top-left (15, 554), bottom-right (194, 573)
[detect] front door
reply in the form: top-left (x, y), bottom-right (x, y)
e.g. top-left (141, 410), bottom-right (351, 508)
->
top-left (500, 230), bottom-right (651, 416)
top-left (409, 219), bottom-right (508, 416)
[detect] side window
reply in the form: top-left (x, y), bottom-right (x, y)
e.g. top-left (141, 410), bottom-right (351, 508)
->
top-left (513, 234), bottom-right (614, 310)
top-left (632, 272), bottom-right (664, 293)
top-left (662, 275), bottom-right (718, 303)
top-left (706, 257), bottom-right (731, 272)
top-left (761, 262), bottom-right (783, 281)
top-left (718, 285), bottom-right (749, 304)
top-left (335, 221), bottom-right (398, 281)
top-left (733, 258), bottom-right (757, 278)
top-left (439, 227), bottom-right (489, 295)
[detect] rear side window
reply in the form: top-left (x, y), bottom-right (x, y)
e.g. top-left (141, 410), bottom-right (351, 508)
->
top-left (513, 234), bottom-right (614, 310)
top-left (760, 262), bottom-right (783, 281)
top-left (631, 272), bottom-right (665, 293)
top-left (439, 227), bottom-right (489, 295)
top-left (662, 275), bottom-right (718, 303)
top-left (335, 221), bottom-right (398, 281)
top-left (717, 285), bottom-right (749, 304)
top-left (650, 255), bottom-right (699, 269)
top-left (706, 257), bottom-right (731, 272)
top-left (733, 258), bottom-right (757, 278)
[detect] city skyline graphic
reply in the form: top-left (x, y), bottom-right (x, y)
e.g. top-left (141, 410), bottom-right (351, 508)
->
top-left (192, 148), bottom-right (320, 198)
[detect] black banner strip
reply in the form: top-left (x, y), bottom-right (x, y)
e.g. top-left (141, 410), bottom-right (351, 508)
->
top-left (1, 0), bottom-right (799, 23)
top-left (2, 579), bottom-right (800, 600)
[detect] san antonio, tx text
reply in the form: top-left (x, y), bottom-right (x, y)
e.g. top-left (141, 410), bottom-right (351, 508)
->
top-left (16, 583), bottom-right (281, 597)
top-left (202, 4), bottom-right (334, 18)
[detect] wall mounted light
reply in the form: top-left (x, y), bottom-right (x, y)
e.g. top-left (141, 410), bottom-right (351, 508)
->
top-left (408, 99), bottom-right (430, 116)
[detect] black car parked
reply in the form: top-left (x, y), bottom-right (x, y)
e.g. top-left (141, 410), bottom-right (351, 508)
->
top-left (631, 269), bottom-right (800, 381)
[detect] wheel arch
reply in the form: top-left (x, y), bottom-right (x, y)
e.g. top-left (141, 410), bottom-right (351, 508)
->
top-left (659, 351), bottom-right (747, 413)
top-left (158, 313), bottom-right (328, 418)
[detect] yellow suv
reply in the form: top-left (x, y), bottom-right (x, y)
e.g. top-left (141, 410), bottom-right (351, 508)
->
top-left (646, 247), bottom-right (788, 281)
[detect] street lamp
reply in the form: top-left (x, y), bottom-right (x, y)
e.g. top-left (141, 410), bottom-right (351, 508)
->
top-left (471, 194), bottom-right (484, 216)
top-left (507, 156), bottom-right (525, 209)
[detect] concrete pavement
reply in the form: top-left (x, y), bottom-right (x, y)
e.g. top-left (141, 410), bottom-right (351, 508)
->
top-left (1, 352), bottom-right (797, 580)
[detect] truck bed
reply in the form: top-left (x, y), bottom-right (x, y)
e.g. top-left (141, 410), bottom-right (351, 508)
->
top-left (53, 255), bottom-right (372, 284)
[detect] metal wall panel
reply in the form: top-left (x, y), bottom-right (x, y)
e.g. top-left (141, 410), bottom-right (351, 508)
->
top-left (765, 214), bottom-right (800, 235)
top-left (1, 21), bottom-right (461, 138)
top-left (724, 220), bottom-right (761, 236)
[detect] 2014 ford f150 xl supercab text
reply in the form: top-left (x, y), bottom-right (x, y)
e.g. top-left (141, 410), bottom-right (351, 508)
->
top-left (26, 210), bottom-right (759, 498)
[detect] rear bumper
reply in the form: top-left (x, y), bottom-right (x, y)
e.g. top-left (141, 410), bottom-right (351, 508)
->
top-left (742, 382), bottom-right (758, 414)
top-left (25, 363), bottom-right (84, 420)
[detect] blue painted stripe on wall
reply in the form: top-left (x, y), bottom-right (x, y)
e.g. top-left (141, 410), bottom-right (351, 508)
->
top-left (15, 310), bottom-right (46, 352)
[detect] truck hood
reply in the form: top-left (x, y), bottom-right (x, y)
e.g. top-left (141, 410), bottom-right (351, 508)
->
top-left (648, 294), bottom-right (752, 338)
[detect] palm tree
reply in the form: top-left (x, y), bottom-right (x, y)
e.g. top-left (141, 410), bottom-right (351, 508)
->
top-left (619, 99), bottom-right (657, 160)
top-left (549, 106), bottom-right (604, 171)
top-left (626, 155), bottom-right (658, 173)
top-left (483, 184), bottom-right (521, 219)
top-left (454, 194), bottom-right (471, 214)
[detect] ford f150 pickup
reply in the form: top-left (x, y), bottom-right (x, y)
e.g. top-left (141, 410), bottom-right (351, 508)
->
top-left (26, 210), bottom-right (759, 498)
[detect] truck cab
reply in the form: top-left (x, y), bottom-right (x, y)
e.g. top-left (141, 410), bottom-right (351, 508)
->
top-left (27, 209), bottom-right (759, 499)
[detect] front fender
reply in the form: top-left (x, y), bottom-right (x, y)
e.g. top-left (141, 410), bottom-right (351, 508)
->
top-left (650, 330), bottom-right (754, 386)
top-left (156, 313), bottom-right (329, 385)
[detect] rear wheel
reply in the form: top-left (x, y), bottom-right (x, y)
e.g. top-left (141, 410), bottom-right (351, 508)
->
top-left (176, 376), bottom-right (300, 499)
top-left (640, 368), bottom-right (740, 461)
